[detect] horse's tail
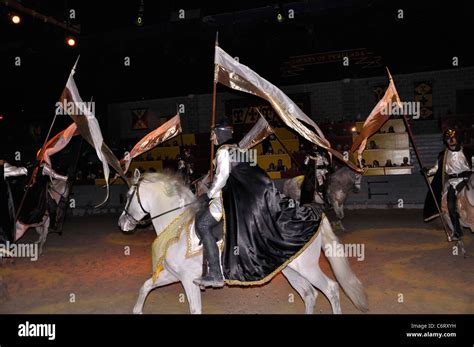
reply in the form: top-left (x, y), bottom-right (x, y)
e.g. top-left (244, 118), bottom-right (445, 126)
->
top-left (321, 217), bottom-right (369, 312)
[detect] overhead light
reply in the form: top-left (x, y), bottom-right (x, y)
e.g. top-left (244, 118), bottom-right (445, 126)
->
top-left (66, 37), bottom-right (76, 47)
top-left (136, 0), bottom-right (144, 26)
top-left (11, 14), bottom-right (21, 24)
top-left (136, 14), bottom-right (143, 26)
top-left (274, 4), bottom-right (285, 23)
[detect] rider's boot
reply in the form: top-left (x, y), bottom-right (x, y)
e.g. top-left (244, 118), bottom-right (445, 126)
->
top-left (193, 234), bottom-right (224, 288)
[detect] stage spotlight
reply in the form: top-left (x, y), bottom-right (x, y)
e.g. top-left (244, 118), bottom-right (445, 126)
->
top-left (11, 14), bottom-right (21, 24)
top-left (274, 4), bottom-right (285, 23)
top-left (136, 0), bottom-right (144, 26)
top-left (136, 14), bottom-right (143, 26)
top-left (277, 12), bottom-right (284, 23)
top-left (351, 126), bottom-right (357, 132)
top-left (66, 37), bottom-right (76, 47)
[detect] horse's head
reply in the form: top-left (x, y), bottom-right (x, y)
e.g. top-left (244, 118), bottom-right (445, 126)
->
top-left (118, 169), bottom-right (149, 234)
top-left (346, 166), bottom-right (366, 194)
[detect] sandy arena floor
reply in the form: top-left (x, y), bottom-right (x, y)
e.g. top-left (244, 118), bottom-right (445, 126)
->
top-left (0, 209), bottom-right (472, 314)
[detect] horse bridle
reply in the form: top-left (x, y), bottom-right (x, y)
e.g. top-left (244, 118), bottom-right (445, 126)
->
top-left (123, 182), bottom-right (150, 226)
top-left (122, 180), bottom-right (200, 227)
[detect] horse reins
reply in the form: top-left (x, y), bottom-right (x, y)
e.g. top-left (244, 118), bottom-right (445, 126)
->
top-left (123, 181), bottom-right (200, 226)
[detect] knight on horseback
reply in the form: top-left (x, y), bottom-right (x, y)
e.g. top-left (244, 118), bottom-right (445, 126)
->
top-left (300, 142), bottom-right (331, 206)
top-left (0, 160), bottom-right (28, 243)
top-left (423, 128), bottom-right (473, 241)
top-left (193, 119), bottom-right (322, 289)
top-left (192, 120), bottom-right (233, 288)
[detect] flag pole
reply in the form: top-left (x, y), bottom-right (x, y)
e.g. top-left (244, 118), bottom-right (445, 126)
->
top-left (209, 32), bottom-right (219, 182)
top-left (176, 104), bottom-right (185, 153)
top-left (387, 68), bottom-right (451, 240)
top-left (15, 57), bottom-right (80, 224)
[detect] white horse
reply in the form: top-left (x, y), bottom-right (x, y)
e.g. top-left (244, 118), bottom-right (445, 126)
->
top-left (14, 178), bottom-right (70, 254)
top-left (119, 171), bottom-right (368, 314)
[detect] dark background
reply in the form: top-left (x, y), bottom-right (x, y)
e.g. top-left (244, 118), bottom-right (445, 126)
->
top-left (0, 0), bottom-right (472, 158)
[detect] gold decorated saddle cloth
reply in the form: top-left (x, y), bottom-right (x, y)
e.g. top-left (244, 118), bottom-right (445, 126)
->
top-left (151, 208), bottom-right (223, 283)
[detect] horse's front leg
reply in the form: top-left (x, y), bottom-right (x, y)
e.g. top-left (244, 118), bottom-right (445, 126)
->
top-left (133, 268), bottom-right (178, 314)
top-left (331, 200), bottom-right (346, 231)
top-left (33, 215), bottom-right (50, 255)
top-left (169, 258), bottom-right (204, 314)
top-left (181, 277), bottom-right (203, 314)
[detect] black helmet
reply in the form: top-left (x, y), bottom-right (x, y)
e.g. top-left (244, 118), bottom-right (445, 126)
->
top-left (212, 119), bottom-right (233, 145)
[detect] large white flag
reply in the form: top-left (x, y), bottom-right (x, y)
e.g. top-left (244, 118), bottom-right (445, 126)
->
top-left (214, 46), bottom-right (360, 171)
top-left (59, 60), bottom-right (124, 204)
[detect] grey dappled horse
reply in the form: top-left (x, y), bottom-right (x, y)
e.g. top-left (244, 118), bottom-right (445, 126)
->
top-left (284, 166), bottom-right (362, 231)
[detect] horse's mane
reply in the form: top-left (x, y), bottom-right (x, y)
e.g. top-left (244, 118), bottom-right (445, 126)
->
top-left (140, 172), bottom-right (194, 199)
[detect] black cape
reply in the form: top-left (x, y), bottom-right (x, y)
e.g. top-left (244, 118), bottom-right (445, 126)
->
top-left (6, 170), bottom-right (50, 226)
top-left (300, 160), bottom-right (316, 205)
top-left (16, 174), bottom-right (50, 225)
top-left (221, 154), bottom-right (322, 285)
top-left (423, 147), bottom-right (473, 221)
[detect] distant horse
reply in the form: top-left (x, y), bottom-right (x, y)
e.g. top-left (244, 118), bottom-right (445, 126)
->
top-left (283, 166), bottom-right (363, 231)
top-left (118, 171), bottom-right (368, 314)
top-left (15, 177), bottom-right (70, 255)
top-left (441, 173), bottom-right (473, 256)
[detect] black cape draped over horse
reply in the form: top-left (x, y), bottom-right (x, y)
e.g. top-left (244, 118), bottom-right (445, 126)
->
top-left (221, 159), bottom-right (321, 285)
top-left (423, 147), bottom-right (473, 222)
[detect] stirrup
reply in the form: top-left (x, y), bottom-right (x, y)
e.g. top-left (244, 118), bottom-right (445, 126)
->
top-left (193, 275), bottom-right (224, 288)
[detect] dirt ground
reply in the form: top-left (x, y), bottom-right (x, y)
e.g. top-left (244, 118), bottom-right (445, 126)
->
top-left (0, 209), bottom-right (472, 314)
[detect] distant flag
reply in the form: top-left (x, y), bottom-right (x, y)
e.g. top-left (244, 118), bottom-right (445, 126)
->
top-left (350, 68), bottom-right (403, 164)
top-left (121, 113), bottom-right (182, 173)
